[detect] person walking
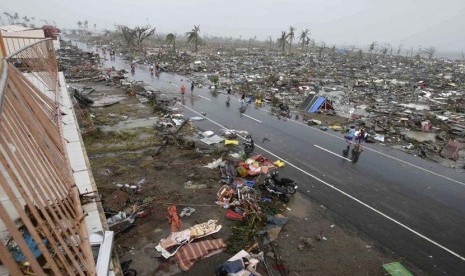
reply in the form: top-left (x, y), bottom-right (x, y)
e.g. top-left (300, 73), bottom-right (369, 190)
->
top-left (181, 83), bottom-right (186, 95)
top-left (240, 93), bottom-right (246, 105)
top-left (345, 126), bottom-right (356, 148)
top-left (355, 128), bottom-right (366, 151)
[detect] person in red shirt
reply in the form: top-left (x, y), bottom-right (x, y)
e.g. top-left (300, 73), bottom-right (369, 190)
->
top-left (181, 83), bottom-right (186, 95)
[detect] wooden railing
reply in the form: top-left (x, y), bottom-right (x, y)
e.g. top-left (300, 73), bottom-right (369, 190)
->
top-left (0, 40), bottom-right (95, 275)
top-left (1, 35), bottom-right (45, 58)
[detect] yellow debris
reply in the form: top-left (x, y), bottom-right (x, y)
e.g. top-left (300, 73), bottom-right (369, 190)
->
top-left (274, 160), bottom-right (285, 167)
top-left (225, 140), bottom-right (239, 146)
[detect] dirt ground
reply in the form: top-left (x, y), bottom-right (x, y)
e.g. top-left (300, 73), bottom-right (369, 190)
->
top-left (74, 81), bottom-right (418, 275)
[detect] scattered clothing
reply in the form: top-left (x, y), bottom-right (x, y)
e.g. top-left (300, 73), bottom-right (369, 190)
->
top-left (167, 205), bottom-right (182, 232)
top-left (176, 239), bottom-right (226, 271)
top-left (215, 259), bottom-right (245, 275)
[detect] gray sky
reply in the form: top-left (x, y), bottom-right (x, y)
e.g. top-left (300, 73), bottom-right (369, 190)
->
top-left (1, 0), bottom-right (464, 53)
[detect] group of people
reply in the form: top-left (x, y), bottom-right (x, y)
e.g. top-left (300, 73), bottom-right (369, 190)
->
top-left (180, 80), bottom-right (195, 95)
top-left (130, 62), bottom-right (162, 76)
top-left (345, 125), bottom-right (367, 149)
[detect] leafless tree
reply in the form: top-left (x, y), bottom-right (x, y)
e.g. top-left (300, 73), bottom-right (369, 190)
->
top-left (380, 43), bottom-right (391, 57)
top-left (116, 25), bottom-right (137, 47)
top-left (369, 41), bottom-right (377, 54)
top-left (3, 12), bottom-right (13, 24)
top-left (318, 42), bottom-right (326, 58)
top-left (134, 25), bottom-right (156, 47)
top-left (277, 31), bottom-right (287, 53)
top-left (13, 12), bottom-right (19, 24)
top-left (424, 47), bottom-right (436, 59)
top-left (396, 44), bottom-right (402, 56)
top-left (248, 37), bottom-right (255, 52)
top-left (417, 45), bottom-right (423, 57)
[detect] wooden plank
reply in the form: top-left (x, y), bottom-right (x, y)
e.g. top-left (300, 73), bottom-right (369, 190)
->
top-left (8, 70), bottom-right (69, 183)
top-left (0, 165), bottom-right (57, 276)
top-left (0, 149), bottom-right (77, 276)
top-left (3, 103), bottom-right (78, 217)
top-left (1, 102), bottom-right (87, 273)
top-left (5, 75), bottom-right (72, 203)
top-left (3, 41), bottom-right (96, 274)
top-left (0, 238), bottom-right (23, 276)
top-left (2, 84), bottom-right (86, 274)
top-left (9, 66), bottom-right (62, 152)
top-left (1, 117), bottom-right (83, 242)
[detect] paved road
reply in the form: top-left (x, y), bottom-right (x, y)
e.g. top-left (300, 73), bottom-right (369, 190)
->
top-left (79, 44), bottom-right (465, 275)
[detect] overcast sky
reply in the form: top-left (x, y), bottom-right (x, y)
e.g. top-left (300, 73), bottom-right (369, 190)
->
top-left (1, 0), bottom-right (464, 53)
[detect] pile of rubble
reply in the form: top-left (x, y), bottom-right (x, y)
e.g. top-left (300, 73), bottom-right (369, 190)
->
top-left (151, 124), bottom-right (294, 274)
top-left (64, 35), bottom-right (464, 168)
top-left (123, 46), bottom-right (465, 169)
top-left (60, 43), bottom-right (294, 274)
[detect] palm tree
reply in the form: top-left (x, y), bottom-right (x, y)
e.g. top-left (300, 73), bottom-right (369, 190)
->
top-left (186, 25), bottom-right (201, 52)
top-left (13, 12), bottom-right (19, 24)
top-left (277, 31), bottom-right (287, 53)
top-left (165, 33), bottom-right (177, 52)
top-left (300, 29), bottom-right (310, 50)
top-left (83, 20), bottom-right (88, 30)
top-left (77, 21), bottom-right (82, 29)
top-left (287, 26), bottom-right (296, 53)
top-left (93, 23), bottom-right (97, 30)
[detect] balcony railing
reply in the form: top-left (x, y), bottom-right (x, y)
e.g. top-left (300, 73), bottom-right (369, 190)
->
top-left (0, 39), bottom-right (95, 275)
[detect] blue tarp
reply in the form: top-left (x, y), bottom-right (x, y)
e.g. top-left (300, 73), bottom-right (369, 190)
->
top-left (309, 96), bottom-right (326, 113)
top-left (10, 233), bottom-right (45, 262)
